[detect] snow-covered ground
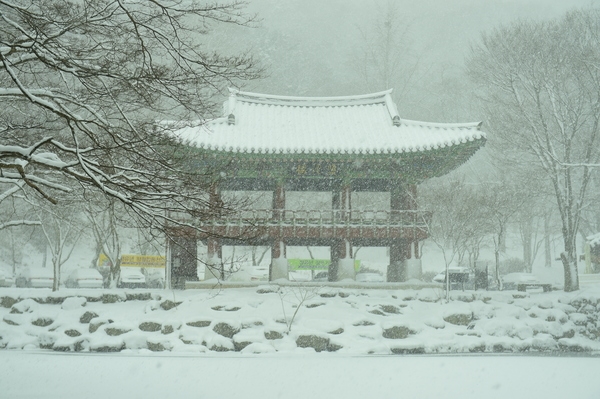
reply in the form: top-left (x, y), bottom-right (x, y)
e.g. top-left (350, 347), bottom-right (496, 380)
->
top-left (1, 351), bottom-right (599, 399)
top-left (2, 239), bottom-right (599, 398)
top-left (2, 285), bottom-right (600, 354)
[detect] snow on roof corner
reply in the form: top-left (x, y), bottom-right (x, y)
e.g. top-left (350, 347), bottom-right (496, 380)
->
top-left (223, 89), bottom-right (239, 116)
top-left (383, 91), bottom-right (400, 124)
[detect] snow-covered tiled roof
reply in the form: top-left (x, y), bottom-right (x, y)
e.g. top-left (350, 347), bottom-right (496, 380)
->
top-left (175, 89), bottom-right (485, 155)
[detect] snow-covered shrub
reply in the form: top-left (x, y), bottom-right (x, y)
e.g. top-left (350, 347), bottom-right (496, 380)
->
top-left (61, 297), bottom-right (86, 310)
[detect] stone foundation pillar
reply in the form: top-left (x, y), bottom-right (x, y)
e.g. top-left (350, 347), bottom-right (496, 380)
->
top-left (270, 240), bottom-right (288, 281)
top-left (330, 239), bottom-right (355, 281)
top-left (205, 237), bottom-right (222, 280)
top-left (406, 241), bottom-right (422, 280)
top-left (405, 258), bottom-right (422, 280)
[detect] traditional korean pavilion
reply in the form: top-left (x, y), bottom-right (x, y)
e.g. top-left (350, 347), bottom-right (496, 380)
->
top-left (168, 89), bottom-right (486, 286)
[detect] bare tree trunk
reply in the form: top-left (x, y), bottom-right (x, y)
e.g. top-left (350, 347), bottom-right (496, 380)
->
top-left (41, 242), bottom-right (47, 269)
top-left (467, 10), bottom-right (600, 292)
top-left (494, 233), bottom-right (503, 290)
top-left (561, 233), bottom-right (580, 291)
top-left (10, 233), bottom-right (17, 275)
top-left (561, 252), bottom-right (579, 291)
top-left (521, 217), bottom-right (533, 272)
top-left (544, 215), bottom-right (552, 268)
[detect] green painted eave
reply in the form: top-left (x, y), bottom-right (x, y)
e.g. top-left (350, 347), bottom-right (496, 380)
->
top-left (180, 138), bottom-right (485, 185)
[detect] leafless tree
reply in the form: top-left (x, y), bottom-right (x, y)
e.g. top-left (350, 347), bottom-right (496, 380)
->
top-left (84, 198), bottom-right (126, 287)
top-left (468, 9), bottom-right (600, 291)
top-left (420, 177), bottom-right (490, 300)
top-left (22, 194), bottom-right (86, 291)
top-left (0, 1), bottom-right (261, 240)
top-left (476, 176), bottom-right (527, 289)
top-left (353, 0), bottom-right (428, 114)
top-left (0, 181), bottom-right (40, 230)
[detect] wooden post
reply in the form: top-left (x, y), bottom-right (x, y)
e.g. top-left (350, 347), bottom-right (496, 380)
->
top-left (271, 239), bottom-right (286, 259)
top-left (272, 181), bottom-right (285, 220)
top-left (209, 182), bottom-right (222, 213)
top-left (170, 233), bottom-right (199, 288)
top-left (270, 181), bottom-right (288, 280)
top-left (330, 184), bottom-right (353, 281)
top-left (388, 240), bottom-right (409, 282)
top-left (388, 183), bottom-right (416, 282)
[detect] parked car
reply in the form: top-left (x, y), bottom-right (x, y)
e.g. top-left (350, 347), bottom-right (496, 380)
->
top-left (64, 268), bottom-right (104, 289)
top-left (432, 267), bottom-right (474, 290)
top-left (117, 268), bottom-right (146, 288)
top-left (355, 272), bottom-right (385, 283)
top-left (501, 273), bottom-right (548, 291)
top-left (15, 267), bottom-right (54, 288)
top-left (250, 266), bottom-right (269, 282)
top-left (142, 268), bottom-right (165, 288)
top-left (289, 270), bottom-right (311, 282)
top-left (313, 271), bottom-right (329, 282)
top-left (0, 269), bottom-right (14, 287)
top-left (432, 267), bottom-right (471, 283)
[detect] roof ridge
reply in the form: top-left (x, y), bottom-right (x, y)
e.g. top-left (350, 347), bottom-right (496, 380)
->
top-left (229, 88), bottom-right (393, 107)
top-left (401, 119), bottom-right (483, 130)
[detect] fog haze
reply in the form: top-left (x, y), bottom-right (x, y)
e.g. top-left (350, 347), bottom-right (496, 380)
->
top-left (214, 0), bottom-right (598, 121)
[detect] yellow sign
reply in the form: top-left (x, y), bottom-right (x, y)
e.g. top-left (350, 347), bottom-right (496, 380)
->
top-left (121, 254), bottom-right (165, 268)
top-left (97, 253), bottom-right (113, 268)
top-left (97, 254), bottom-right (165, 269)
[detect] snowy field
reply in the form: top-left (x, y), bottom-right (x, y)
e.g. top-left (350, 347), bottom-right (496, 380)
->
top-left (3, 238), bottom-right (597, 399)
top-left (1, 351), bottom-right (599, 399)
top-left (2, 285), bottom-right (600, 354)
top-left (2, 279), bottom-right (600, 398)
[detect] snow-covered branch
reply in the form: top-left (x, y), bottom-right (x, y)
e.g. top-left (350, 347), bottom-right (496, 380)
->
top-left (0, 219), bottom-right (41, 230)
top-left (0, 0), bottom-right (261, 232)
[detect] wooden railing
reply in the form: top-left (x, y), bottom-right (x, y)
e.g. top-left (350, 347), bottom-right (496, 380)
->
top-left (200, 209), bottom-right (432, 228)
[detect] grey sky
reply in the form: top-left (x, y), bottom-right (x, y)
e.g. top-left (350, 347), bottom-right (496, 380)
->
top-left (213, 0), bottom-right (598, 118)
top-left (248, 0), bottom-right (596, 67)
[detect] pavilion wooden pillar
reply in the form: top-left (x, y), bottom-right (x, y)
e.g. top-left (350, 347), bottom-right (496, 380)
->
top-left (169, 232), bottom-right (199, 288)
top-left (206, 183), bottom-right (223, 280)
top-left (405, 184), bottom-right (422, 279)
top-left (402, 184), bottom-right (418, 259)
top-left (270, 181), bottom-right (288, 280)
top-left (388, 183), bottom-right (417, 282)
top-left (272, 182), bottom-right (286, 219)
top-left (330, 184), bottom-right (355, 281)
top-left (387, 182), bottom-right (411, 282)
